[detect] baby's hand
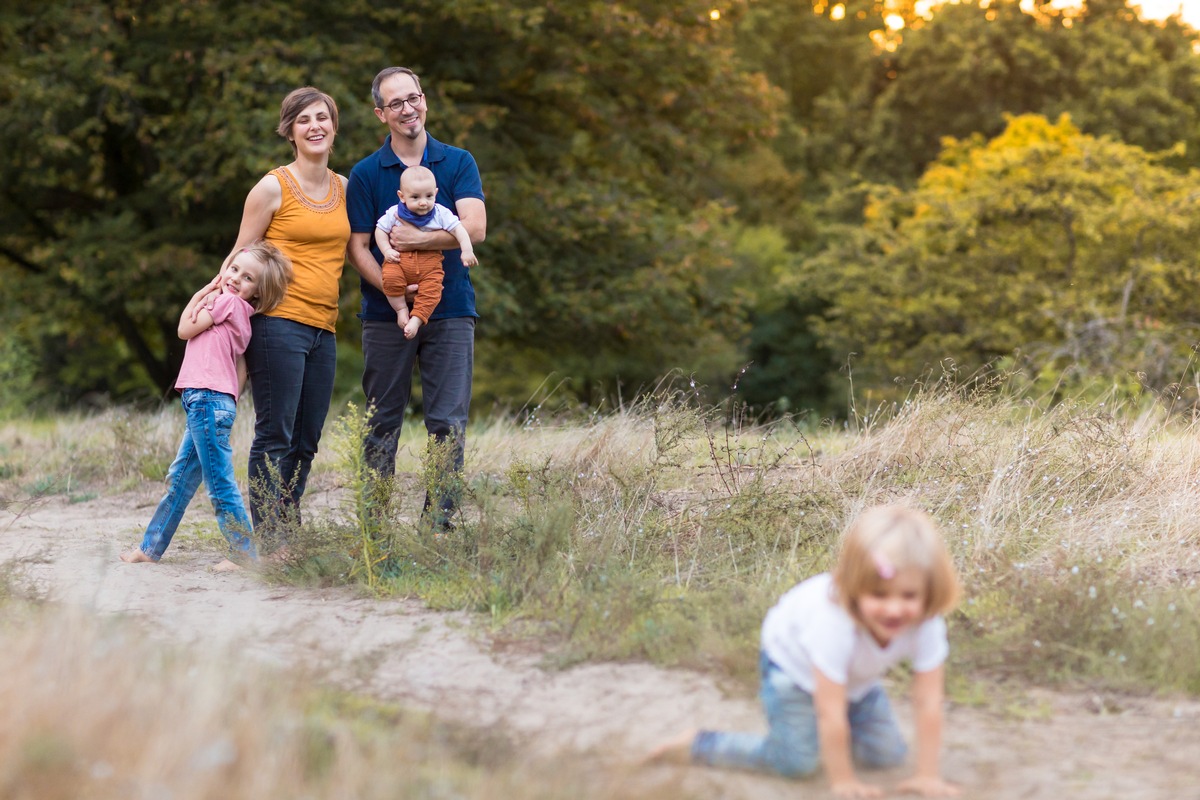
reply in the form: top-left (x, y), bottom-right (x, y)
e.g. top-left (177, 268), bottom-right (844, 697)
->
top-left (461, 251), bottom-right (478, 267)
top-left (831, 779), bottom-right (884, 799)
top-left (384, 248), bottom-right (401, 262)
top-left (896, 776), bottom-right (961, 797)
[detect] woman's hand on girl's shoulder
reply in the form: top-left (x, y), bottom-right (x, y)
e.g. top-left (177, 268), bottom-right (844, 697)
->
top-left (187, 276), bottom-right (222, 322)
top-left (189, 275), bottom-right (219, 297)
top-left (895, 776), bottom-right (961, 797)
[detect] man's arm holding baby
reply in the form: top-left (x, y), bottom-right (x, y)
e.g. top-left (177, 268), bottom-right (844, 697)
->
top-left (388, 198), bottom-right (487, 253)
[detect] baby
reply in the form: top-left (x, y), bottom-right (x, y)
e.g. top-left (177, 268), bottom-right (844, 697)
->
top-left (375, 165), bottom-right (478, 339)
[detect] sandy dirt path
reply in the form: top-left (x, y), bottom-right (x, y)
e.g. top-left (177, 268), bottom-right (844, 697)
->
top-left (2, 489), bottom-right (1198, 799)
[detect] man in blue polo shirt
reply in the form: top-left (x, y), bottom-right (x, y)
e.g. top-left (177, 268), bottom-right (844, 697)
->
top-left (346, 66), bottom-right (487, 529)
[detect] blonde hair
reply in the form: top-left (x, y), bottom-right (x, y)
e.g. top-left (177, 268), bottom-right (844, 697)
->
top-left (832, 505), bottom-right (961, 623)
top-left (238, 241), bottom-right (292, 314)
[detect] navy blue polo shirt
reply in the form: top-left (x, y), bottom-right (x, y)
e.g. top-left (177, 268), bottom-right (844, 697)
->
top-left (347, 134), bottom-right (485, 322)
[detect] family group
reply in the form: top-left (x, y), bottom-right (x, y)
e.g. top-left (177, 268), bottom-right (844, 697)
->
top-left (118, 67), bottom-right (962, 798)
top-left (119, 67), bottom-right (482, 571)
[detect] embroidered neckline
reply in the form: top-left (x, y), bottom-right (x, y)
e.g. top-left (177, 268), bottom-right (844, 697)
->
top-left (274, 167), bottom-right (343, 213)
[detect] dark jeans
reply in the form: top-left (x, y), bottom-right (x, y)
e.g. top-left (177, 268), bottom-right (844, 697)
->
top-left (361, 316), bottom-right (474, 522)
top-left (245, 315), bottom-right (337, 532)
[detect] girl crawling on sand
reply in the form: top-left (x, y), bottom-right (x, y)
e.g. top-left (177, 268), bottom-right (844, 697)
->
top-left (650, 505), bottom-right (962, 798)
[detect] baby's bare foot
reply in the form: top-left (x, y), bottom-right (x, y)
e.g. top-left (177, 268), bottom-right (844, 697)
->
top-left (119, 549), bottom-right (156, 564)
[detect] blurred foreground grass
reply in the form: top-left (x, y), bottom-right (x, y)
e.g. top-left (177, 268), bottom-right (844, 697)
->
top-left (0, 582), bottom-right (677, 800)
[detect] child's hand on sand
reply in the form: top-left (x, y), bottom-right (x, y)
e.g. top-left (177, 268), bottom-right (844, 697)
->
top-left (896, 776), bottom-right (961, 797)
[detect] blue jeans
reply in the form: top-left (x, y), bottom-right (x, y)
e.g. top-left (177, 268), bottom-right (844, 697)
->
top-left (691, 653), bottom-right (907, 778)
top-left (138, 389), bottom-right (256, 561)
top-left (244, 315), bottom-right (337, 531)
top-left (361, 316), bottom-right (474, 523)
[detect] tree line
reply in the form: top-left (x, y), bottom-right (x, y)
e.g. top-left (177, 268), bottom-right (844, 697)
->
top-left (3, 0), bottom-right (1199, 415)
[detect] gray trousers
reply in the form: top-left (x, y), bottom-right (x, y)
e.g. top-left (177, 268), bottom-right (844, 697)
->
top-left (361, 316), bottom-right (475, 521)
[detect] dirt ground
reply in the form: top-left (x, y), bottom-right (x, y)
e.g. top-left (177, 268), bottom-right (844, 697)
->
top-left (3, 488), bottom-right (1198, 800)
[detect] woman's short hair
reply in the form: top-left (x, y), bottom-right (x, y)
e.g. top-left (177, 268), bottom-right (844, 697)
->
top-left (832, 505), bottom-right (961, 621)
top-left (277, 87), bottom-right (339, 156)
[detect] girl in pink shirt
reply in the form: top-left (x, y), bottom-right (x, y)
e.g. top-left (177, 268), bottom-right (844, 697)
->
top-left (120, 241), bottom-right (292, 570)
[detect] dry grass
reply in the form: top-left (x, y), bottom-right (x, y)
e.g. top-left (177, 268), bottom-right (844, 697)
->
top-left (2, 378), bottom-right (1199, 693)
top-left (0, 595), bottom-right (678, 800)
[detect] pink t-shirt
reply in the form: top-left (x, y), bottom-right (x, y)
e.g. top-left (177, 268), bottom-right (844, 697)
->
top-left (174, 293), bottom-right (253, 399)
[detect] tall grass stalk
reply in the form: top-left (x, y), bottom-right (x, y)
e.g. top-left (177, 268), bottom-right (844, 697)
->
top-left (329, 404), bottom-right (389, 589)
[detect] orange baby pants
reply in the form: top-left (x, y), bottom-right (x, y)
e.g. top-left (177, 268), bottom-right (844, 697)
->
top-left (382, 250), bottom-right (445, 323)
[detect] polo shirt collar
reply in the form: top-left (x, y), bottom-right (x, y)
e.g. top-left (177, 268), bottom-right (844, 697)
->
top-left (380, 134), bottom-right (447, 167)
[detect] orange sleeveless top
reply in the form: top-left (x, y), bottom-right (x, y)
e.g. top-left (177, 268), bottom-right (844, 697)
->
top-left (264, 167), bottom-right (350, 332)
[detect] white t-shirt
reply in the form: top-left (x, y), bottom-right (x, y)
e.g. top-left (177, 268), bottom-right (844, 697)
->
top-left (760, 573), bottom-right (948, 702)
top-left (375, 203), bottom-right (461, 233)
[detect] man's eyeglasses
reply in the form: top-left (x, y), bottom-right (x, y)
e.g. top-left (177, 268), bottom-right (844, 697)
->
top-left (382, 94), bottom-right (424, 113)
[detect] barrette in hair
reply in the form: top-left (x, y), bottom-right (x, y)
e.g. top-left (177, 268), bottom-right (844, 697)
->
top-left (873, 552), bottom-right (895, 580)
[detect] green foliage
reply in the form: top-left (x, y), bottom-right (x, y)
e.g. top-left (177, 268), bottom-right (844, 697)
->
top-left (729, 0), bottom-right (884, 215)
top-left (0, 338), bottom-right (39, 420)
top-left (0, 0), bottom-right (778, 407)
top-left (807, 114), bottom-right (1200, 398)
top-left (845, 0), bottom-right (1200, 183)
top-left (9, 0), bottom-right (1200, 414)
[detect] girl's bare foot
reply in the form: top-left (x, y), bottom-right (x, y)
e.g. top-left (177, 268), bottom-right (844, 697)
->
top-left (213, 558), bottom-right (242, 572)
top-left (119, 549), bottom-right (156, 564)
top-left (642, 728), bottom-right (697, 766)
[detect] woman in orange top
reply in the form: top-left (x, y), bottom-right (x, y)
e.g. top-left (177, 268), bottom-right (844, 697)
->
top-left (219, 86), bottom-right (350, 538)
